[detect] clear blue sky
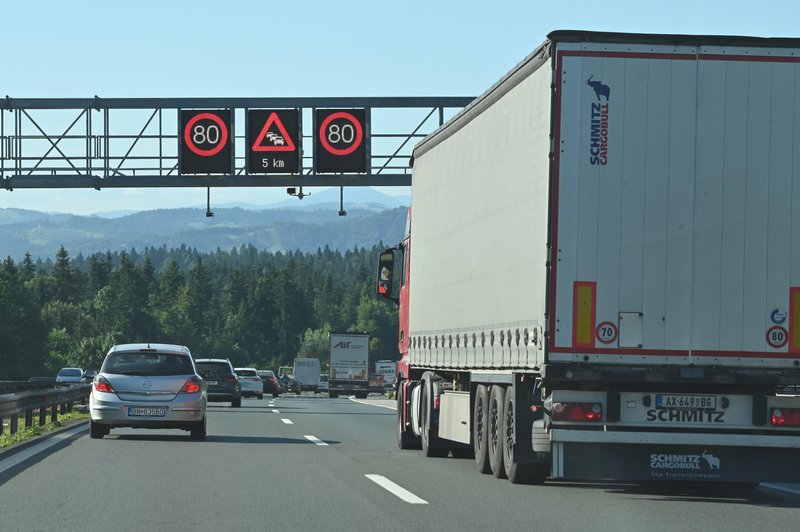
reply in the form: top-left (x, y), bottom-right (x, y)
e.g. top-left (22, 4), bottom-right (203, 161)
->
top-left (2, 0), bottom-right (799, 214)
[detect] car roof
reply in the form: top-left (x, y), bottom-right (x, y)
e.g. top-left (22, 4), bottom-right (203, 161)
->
top-left (195, 358), bottom-right (232, 363)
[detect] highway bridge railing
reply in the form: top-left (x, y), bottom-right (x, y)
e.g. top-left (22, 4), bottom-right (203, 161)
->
top-left (0, 382), bottom-right (91, 436)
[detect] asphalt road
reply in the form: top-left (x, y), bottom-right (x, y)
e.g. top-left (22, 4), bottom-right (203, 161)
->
top-left (2, 394), bottom-right (800, 532)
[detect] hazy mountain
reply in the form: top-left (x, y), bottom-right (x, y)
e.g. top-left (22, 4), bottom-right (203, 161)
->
top-left (0, 205), bottom-right (408, 262)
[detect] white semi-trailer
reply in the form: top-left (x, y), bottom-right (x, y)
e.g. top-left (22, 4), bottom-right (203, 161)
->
top-left (294, 357), bottom-right (321, 393)
top-left (377, 30), bottom-right (800, 484)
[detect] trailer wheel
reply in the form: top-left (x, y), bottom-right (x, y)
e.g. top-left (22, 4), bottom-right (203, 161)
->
top-left (488, 385), bottom-right (507, 478)
top-left (474, 384), bottom-right (492, 474)
top-left (503, 390), bottom-right (546, 484)
top-left (421, 382), bottom-right (448, 457)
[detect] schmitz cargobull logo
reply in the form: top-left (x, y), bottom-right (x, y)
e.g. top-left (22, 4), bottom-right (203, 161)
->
top-left (649, 449), bottom-right (721, 480)
top-left (587, 74), bottom-right (610, 166)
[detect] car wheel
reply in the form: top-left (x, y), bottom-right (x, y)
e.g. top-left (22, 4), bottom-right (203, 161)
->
top-left (90, 420), bottom-right (105, 439)
top-left (272, 392), bottom-right (279, 398)
top-left (232, 393), bottom-right (242, 408)
top-left (190, 416), bottom-right (206, 441)
top-left (330, 391), bottom-right (339, 398)
top-left (258, 393), bottom-right (264, 400)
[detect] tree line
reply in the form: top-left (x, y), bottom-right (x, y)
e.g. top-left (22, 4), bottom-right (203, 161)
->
top-left (0, 243), bottom-right (398, 380)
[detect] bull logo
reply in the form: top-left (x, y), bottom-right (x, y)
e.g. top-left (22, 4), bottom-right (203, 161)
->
top-left (701, 450), bottom-right (720, 470)
top-left (587, 75), bottom-right (610, 101)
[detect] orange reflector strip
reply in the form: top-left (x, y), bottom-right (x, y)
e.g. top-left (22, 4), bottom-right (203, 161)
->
top-left (573, 282), bottom-right (596, 348)
top-left (790, 288), bottom-right (800, 353)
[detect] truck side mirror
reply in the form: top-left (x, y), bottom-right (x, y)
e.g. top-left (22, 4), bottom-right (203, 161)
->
top-left (377, 249), bottom-right (399, 304)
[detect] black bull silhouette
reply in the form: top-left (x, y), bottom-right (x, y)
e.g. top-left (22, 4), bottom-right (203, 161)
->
top-left (587, 75), bottom-right (610, 101)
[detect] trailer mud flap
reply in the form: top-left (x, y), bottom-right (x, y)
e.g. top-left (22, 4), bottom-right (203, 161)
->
top-left (552, 442), bottom-right (800, 483)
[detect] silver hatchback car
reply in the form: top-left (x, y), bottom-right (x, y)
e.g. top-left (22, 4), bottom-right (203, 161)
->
top-left (89, 343), bottom-right (207, 440)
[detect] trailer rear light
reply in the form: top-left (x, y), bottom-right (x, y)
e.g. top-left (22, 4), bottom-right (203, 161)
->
top-left (771, 408), bottom-right (800, 426)
top-left (434, 395), bottom-right (440, 410)
top-left (94, 376), bottom-right (114, 393)
top-left (552, 402), bottom-right (603, 422)
top-left (181, 377), bottom-right (202, 394)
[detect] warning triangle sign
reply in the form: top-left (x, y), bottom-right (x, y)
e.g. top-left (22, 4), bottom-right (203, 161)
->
top-left (251, 112), bottom-right (297, 152)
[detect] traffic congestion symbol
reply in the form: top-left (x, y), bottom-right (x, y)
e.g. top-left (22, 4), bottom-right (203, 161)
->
top-left (246, 109), bottom-right (301, 174)
top-left (314, 108), bottom-right (368, 173)
top-left (179, 109), bottom-right (233, 174)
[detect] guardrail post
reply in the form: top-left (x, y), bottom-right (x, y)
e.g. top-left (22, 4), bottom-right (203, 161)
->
top-left (60, 403), bottom-right (66, 415)
top-left (39, 406), bottom-right (47, 426)
top-left (25, 409), bottom-right (33, 428)
top-left (0, 416), bottom-right (4, 435)
top-left (10, 415), bottom-right (18, 434)
top-left (51, 405), bottom-right (58, 423)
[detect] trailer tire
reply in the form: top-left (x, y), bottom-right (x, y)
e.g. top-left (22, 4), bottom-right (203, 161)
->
top-left (421, 383), bottom-right (448, 457)
top-left (474, 384), bottom-right (492, 474)
top-left (503, 390), bottom-right (546, 484)
top-left (329, 391), bottom-right (339, 398)
top-left (488, 385), bottom-right (507, 478)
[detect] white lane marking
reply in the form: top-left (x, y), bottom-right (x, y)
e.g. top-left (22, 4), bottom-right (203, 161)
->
top-left (272, 409), bottom-right (280, 413)
top-left (281, 418), bottom-right (293, 425)
top-left (762, 483), bottom-right (800, 496)
top-left (0, 424), bottom-right (87, 475)
top-left (304, 435), bottom-right (329, 446)
top-left (348, 396), bottom-right (397, 411)
top-left (365, 474), bottom-right (428, 504)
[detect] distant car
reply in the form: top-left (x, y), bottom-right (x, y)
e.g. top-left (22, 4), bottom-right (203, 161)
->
top-left (258, 370), bottom-right (281, 398)
top-left (88, 343), bottom-right (207, 440)
top-left (56, 367), bottom-right (83, 383)
top-left (195, 358), bottom-right (241, 407)
top-left (235, 368), bottom-right (264, 399)
top-left (319, 374), bottom-right (329, 394)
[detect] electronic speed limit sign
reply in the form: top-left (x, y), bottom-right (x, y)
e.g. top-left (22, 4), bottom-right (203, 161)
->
top-left (314, 108), bottom-right (368, 173)
top-left (179, 109), bottom-right (233, 174)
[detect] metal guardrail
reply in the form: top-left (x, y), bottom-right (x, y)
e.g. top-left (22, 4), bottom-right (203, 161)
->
top-left (0, 382), bottom-right (91, 437)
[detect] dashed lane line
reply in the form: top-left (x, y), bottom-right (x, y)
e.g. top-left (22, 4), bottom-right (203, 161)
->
top-left (365, 474), bottom-right (428, 504)
top-left (272, 409), bottom-right (280, 413)
top-left (281, 418), bottom-right (293, 425)
top-left (304, 435), bottom-right (329, 446)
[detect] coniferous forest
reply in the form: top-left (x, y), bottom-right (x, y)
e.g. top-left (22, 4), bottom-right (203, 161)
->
top-left (0, 243), bottom-right (398, 380)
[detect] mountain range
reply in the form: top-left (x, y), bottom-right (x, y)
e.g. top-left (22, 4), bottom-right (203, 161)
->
top-left (0, 188), bottom-right (409, 261)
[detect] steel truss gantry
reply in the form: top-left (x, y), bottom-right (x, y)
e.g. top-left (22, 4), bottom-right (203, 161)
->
top-left (0, 96), bottom-right (473, 190)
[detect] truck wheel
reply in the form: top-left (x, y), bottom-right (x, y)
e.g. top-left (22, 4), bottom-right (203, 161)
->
top-left (488, 385), bottom-right (507, 478)
top-left (330, 392), bottom-right (339, 399)
top-left (396, 385), bottom-right (421, 450)
top-left (421, 382), bottom-right (448, 457)
top-left (474, 384), bottom-right (492, 474)
top-left (503, 390), bottom-right (546, 484)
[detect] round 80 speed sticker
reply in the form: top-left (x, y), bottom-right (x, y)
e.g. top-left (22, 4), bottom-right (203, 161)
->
top-left (766, 326), bottom-right (788, 349)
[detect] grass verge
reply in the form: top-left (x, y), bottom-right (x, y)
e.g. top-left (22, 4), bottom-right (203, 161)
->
top-left (0, 411), bottom-right (90, 449)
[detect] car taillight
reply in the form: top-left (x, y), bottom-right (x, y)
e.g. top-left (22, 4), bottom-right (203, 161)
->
top-left (181, 377), bottom-right (202, 394)
top-left (771, 408), bottom-right (800, 426)
top-left (552, 402), bottom-right (603, 422)
top-left (224, 376), bottom-right (237, 383)
top-left (94, 376), bottom-right (114, 393)
top-left (249, 377), bottom-right (261, 382)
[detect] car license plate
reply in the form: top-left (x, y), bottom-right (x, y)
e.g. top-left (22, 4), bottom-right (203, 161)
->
top-left (206, 381), bottom-right (217, 385)
top-left (128, 406), bottom-right (167, 417)
top-left (655, 394), bottom-right (716, 410)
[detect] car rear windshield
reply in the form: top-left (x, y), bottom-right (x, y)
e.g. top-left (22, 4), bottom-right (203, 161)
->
top-left (58, 369), bottom-right (82, 377)
top-left (102, 353), bottom-right (194, 376)
top-left (258, 370), bottom-right (275, 378)
top-left (236, 369), bottom-right (259, 377)
top-left (196, 362), bottom-right (233, 378)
